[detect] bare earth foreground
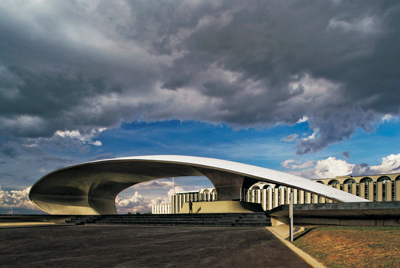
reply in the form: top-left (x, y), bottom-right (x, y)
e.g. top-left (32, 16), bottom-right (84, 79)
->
top-left (293, 226), bottom-right (400, 268)
top-left (0, 225), bottom-right (310, 268)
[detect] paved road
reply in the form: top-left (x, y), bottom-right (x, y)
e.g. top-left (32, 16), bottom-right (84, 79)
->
top-left (0, 225), bottom-right (310, 268)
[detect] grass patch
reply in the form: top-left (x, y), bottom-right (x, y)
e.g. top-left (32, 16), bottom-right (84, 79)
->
top-left (292, 226), bottom-right (400, 268)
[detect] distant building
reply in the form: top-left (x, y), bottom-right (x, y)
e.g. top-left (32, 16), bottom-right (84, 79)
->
top-left (151, 204), bottom-right (172, 214)
top-left (151, 188), bottom-right (216, 214)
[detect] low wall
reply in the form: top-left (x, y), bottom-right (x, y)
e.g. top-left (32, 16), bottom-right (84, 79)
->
top-left (178, 201), bottom-right (264, 214)
top-left (0, 215), bottom-right (77, 223)
top-left (267, 202), bottom-right (400, 226)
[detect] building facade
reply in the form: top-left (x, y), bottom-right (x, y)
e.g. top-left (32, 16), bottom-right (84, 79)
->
top-left (151, 204), bottom-right (172, 214)
top-left (162, 173), bottom-right (400, 214)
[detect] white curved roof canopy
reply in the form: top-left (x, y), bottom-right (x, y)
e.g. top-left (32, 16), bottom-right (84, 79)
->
top-left (29, 155), bottom-right (368, 215)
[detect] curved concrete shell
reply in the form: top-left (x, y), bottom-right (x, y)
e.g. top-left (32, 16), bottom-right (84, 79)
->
top-left (29, 155), bottom-right (368, 215)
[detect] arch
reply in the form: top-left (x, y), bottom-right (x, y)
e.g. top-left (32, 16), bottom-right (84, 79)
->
top-left (343, 179), bottom-right (356, 184)
top-left (360, 177), bottom-right (373, 184)
top-left (377, 176), bottom-right (392, 202)
top-left (328, 179), bottom-right (340, 186)
top-left (316, 180), bottom-right (324, 184)
top-left (377, 176), bottom-right (391, 182)
top-left (199, 188), bottom-right (211, 194)
top-left (343, 178), bottom-right (357, 195)
top-left (29, 155), bottom-right (369, 215)
top-left (249, 185), bottom-right (262, 190)
top-left (249, 182), bottom-right (272, 190)
top-left (395, 176), bottom-right (400, 201)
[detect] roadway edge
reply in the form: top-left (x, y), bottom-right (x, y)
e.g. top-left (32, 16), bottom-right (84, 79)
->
top-left (266, 227), bottom-right (326, 268)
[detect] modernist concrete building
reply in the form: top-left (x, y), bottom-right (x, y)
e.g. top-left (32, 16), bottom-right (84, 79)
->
top-left (29, 155), bottom-right (367, 215)
top-left (161, 172), bottom-right (400, 214)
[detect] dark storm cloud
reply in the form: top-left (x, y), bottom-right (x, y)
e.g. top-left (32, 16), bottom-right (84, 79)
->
top-left (0, 0), bottom-right (399, 154)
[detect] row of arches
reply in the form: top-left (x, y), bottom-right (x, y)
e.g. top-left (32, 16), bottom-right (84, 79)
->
top-left (317, 175), bottom-right (400, 202)
top-left (320, 175), bottom-right (400, 185)
top-left (161, 174), bottom-right (400, 214)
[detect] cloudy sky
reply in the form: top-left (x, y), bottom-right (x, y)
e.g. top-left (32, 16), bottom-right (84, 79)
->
top-left (1, 0), bottom-right (400, 214)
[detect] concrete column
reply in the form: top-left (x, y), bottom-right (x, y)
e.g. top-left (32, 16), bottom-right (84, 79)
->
top-left (268, 188), bottom-right (273, 210)
top-left (396, 181), bottom-right (400, 201)
top-left (174, 195), bottom-right (178, 214)
top-left (352, 184), bottom-right (357, 196)
top-left (286, 188), bottom-right (291, 205)
top-left (178, 195), bottom-right (183, 211)
top-left (343, 184), bottom-right (349, 193)
top-left (377, 182), bottom-right (383, 201)
top-left (312, 194), bottom-right (318, 204)
top-left (335, 184), bottom-right (341, 190)
top-left (183, 194), bottom-right (186, 204)
top-left (262, 189), bottom-right (267, 211)
top-left (368, 183), bottom-right (374, 201)
top-left (257, 189), bottom-right (261, 204)
top-left (274, 189), bottom-right (279, 208)
top-left (279, 188), bottom-right (285, 205)
top-left (293, 189), bottom-right (298, 204)
top-left (320, 196), bottom-right (326, 203)
top-left (195, 168), bottom-right (259, 201)
top-left (306, 192), bottom-right (311, 204)
top-left (299, 190), bottom-right (304, 204)
top-left (251, 190), bottom-right (255, 203)
top-left (360, 183), bottom-right (366, 199)
top-left (171, 196), bottom-right (174, 214)
top-left (386, 181), bottom-right (392, 202)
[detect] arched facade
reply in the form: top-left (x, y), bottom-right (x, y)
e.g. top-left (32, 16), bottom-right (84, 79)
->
top-left (313, 174), bottom-right (400, 203)
top-left (29, 155), bottom-right (368, 215)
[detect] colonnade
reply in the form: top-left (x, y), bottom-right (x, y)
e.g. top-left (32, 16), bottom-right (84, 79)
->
top-left (153, 173), bottom-right (400, 214)
top-left (244, 173), bottom-right (400, 210)
top-left (152, 204), bottom-right (172, 214)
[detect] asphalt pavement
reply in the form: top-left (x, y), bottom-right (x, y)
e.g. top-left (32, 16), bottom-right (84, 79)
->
top-left (0, 225), bottom-right (311, 268)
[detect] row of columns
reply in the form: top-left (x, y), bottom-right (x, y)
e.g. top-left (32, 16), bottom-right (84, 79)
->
top-left (244, 188), bottom-right (329, 210)
top-left (160, 180), bottom-right (400, 214)
top-left (245, 180), bottom-right (400, 210)
top-left (152, 204), bottom-right (172, 214)
top-left (331, 180), bottom-right (400, 202)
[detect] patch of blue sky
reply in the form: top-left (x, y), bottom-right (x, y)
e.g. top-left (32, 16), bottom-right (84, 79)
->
top-left (331, 120), bottom-right (400, 165)
top-left (98, 120), bottom-right (307, 170)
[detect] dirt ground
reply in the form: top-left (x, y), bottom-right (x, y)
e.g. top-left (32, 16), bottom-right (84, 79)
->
top-left (0, 225), bottom-right (310, 268)
top-left (292, 226), bottom-right (400, 268)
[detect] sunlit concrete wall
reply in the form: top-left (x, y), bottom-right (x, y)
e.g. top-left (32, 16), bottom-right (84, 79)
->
top-left (169, 189), bottom-right (217, 214)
